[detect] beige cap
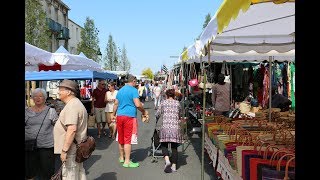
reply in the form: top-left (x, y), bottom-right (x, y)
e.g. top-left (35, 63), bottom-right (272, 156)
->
top-left (58, 79), bottom-right (79, 94)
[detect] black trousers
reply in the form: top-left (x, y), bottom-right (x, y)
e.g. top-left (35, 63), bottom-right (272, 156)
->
top-left (25, 147), bottom-right (55, 180)
top-left (161, 142), bottom-right (178, 164)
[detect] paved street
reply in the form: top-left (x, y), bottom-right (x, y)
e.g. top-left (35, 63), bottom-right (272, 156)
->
top-left (84, 101), bottom-right (217, 180)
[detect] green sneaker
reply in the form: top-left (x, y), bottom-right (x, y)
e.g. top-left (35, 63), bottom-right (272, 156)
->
top-left (119, 158), bottom-right (124, 163)
top-left (123, 161), bottom-right (139, 168)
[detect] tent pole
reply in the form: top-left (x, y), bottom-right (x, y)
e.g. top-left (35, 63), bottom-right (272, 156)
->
top-left (269, 56), bottom-right (272, 122)
top-left (180, 60), bottom-right (187, 152)
top-left (201, 42), bottom-right (210, 180)
top-left (230, 63), bottom-right (232, 107)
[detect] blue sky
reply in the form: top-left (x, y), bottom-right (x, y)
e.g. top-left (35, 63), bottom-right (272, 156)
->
top-left (62, 0), bottom-right (223, 75)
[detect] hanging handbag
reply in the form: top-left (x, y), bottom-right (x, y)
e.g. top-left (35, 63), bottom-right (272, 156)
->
top-left (188, 63), bottom-right (199, 87)
top-left (60, 120), bottom-right (96, 163)
top-left (25, 108), bottom-right (50, 151)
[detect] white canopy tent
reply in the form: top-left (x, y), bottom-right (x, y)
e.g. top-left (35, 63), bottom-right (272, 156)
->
top-left (179, 2), bottom-right (295, 63)
top-left (25, 42), bottom-right (103, 72)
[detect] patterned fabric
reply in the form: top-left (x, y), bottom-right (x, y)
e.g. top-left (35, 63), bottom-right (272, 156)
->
top-left (262, 67), bottom-right (270, 108)
top-left (155, 99), bottom-right (183, 143)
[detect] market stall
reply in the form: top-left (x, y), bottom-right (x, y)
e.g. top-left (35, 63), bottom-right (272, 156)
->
top-left (178, 1), bottom-right (295, 179)
top-left (25, 42), bottom-right (103, 72)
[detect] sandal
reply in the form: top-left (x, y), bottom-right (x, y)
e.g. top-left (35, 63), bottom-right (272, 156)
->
top-left (119, 158), bottom-right (124, 163)
top-left (97, 134), bottom-right (101, 139)
top-left (123, 161), bottom-right (139, 168)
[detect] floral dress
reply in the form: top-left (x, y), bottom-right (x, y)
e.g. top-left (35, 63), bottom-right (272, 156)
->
top-left (155, 99), bottom-right (183, 143)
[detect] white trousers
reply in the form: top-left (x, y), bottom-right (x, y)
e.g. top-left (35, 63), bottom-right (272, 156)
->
top-left (62, 154), bottom-right (86, 180)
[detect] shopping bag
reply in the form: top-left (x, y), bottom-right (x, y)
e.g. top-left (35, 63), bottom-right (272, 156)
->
top-left (88, 114), bottom-right (96, 127)
top-left (51, 162), bottom-right (64, 180)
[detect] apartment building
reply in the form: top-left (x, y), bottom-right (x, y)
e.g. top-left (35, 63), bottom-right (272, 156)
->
top-left (68, 19), bottom-right (84, 55)
top-left (39, 0), bottom-right (81, 54)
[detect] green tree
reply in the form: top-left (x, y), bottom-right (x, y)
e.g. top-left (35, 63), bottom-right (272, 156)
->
top-left (104, 34), bottom-right (119, 71)
top-left (196, 13), bottom-right (212, 40)
top-left (119, 44), bottom-right (131, 71)
top-left (77, 17), bottom-right (100, 62)
top-left (25, 0), bottom-right (50, 50)
top-left (142, 68), bottom-right (154, 80)
top-left (203, 13), bottom-right (211, 29)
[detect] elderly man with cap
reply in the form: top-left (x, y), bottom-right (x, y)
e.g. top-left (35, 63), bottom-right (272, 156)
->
top-left (53, 79), bottom-right (88, 180)
top-left (112, 75), bottom-right (149, 168)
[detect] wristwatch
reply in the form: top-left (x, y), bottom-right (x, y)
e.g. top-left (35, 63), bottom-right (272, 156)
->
top-left (62, 149), bottom-right (68, 153)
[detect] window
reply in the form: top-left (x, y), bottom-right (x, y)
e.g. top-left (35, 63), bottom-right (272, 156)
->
top-left (55, 8), bottom-right (58, 22)
top-left (76, 28), bottom-right (79, 41)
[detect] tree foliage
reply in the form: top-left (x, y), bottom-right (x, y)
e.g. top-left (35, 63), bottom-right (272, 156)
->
top-left (104, 34), bottom-right (119, 71)
top-left (77, 17), bottom-right (100, 61)
top-left (196, 13), bottom-right (212, 40)
top-left (119, 44), bottom-right (131, 71)
top-left (142, 68), bottom-right (154, 80)
top-left (203, 13), bottom-right (211, 29)
top-left (25, 0), bottom-right (50, 50)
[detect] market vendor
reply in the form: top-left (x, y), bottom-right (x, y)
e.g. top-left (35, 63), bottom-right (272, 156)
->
top-left (211, 73), bottom-right (231, 116)
top-left (271, 87), bottom-right (292, 112)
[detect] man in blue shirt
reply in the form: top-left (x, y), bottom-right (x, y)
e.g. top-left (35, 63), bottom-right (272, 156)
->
top-left (112, 75), bottom-right (148, 168)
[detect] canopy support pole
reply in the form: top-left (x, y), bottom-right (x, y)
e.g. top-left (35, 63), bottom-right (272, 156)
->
top-left (269, 56), bottom-right (272, 122)
top-left (230, 63), bottom-right (232, 107)
top-left (201, 43), bottom-right (210, 180)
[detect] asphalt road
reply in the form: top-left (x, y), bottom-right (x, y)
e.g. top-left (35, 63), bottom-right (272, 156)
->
top-left (84, 101), bottom-right (217, 180)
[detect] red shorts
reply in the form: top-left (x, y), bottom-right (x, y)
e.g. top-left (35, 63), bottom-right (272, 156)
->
top-left (116, 116), bottom-right (134, 144)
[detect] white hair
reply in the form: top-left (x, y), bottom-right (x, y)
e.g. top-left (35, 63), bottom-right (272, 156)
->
top-left (31, 88), bottom-right (47, 99)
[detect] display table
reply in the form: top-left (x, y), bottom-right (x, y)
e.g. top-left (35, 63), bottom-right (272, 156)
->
top-left (204, 132), bottom-right (242, 180)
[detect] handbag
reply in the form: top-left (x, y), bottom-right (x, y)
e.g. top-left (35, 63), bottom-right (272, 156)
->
top-left (25, 108), bottom-right (50, 151)
top-left (60, 120), bottom-right (96, 163)
top-left (50, 162), bottom-right (64, 180)
top-left (88, 114), bottom-right (96, 127)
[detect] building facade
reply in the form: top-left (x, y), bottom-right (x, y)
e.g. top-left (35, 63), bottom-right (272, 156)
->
top-left (40, 0), bottom-right (70, 52)
top-left (68, 19), bottom-right (84, 55)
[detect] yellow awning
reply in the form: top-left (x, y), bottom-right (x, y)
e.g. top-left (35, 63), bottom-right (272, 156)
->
top-left (216, 0), bottom-right (295, 34)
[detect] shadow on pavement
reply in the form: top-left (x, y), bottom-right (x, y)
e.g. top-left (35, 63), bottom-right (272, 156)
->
top-left (189, 135), bottom-right (217, 180)
top-left (94, 172), bottom-right (117, 180)
top-left (177, 153), bottom-right (188, 169)
top-left (131, 147), bottom-right (150, 162)
top-left (88, 128), bottom-right (113, 150)
top-left (84, 154), bottom-right (102, 170)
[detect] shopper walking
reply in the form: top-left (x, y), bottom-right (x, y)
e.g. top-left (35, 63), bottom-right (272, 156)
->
top-left (105, 82), bottom-right (118, 138)
top-left (153, 82), bottom-right (162, 109)
top-left (155, 89), bottom-right (183, 173)
top-left (92, 80), bottom-right (108, 138)
top-left (112, 75), bottom-right (148, 168)
top-left (25, 88), bottom-right (58, 180)
top-left (53, 80), bottom-right (88, 180)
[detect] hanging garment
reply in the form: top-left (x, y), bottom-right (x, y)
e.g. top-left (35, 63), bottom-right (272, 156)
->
top-left (262, 66), bottom-right (270, 108)
top-left (281, 63), bottom-right (288, 97)
top-left (290, 62), bottom-right (295, 110)
top-left (234, 64), bottom-right (244, 89)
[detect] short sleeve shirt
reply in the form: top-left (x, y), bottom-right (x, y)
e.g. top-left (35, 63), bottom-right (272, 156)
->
top-left (92, 88), bottom-right (107, 108)
top-left (53, 98), bottom-right (88, 154)
top-left (105, 90), bottom-right (118, 112)
top-left (116, 85), bottom-right (139, 117)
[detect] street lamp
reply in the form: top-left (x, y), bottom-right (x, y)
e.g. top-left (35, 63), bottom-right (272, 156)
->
top-left (57, 30), bottom-right (64, 40)
top-left (97, 48), bottom-right (102, 59)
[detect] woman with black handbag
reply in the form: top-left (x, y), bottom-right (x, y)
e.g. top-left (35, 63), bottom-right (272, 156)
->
top-left (25, 88), bottom-right (58, 180)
